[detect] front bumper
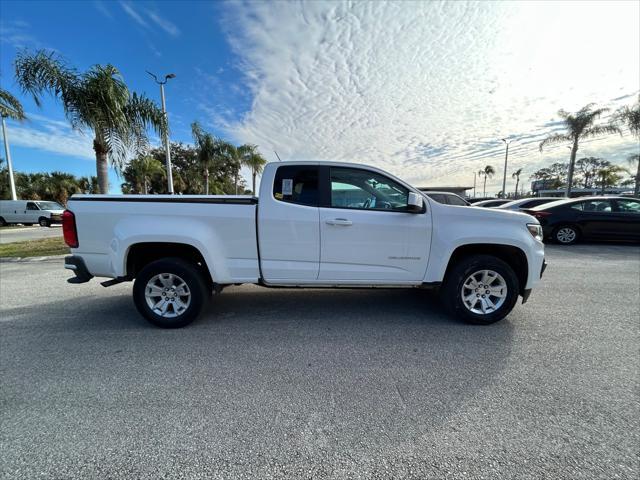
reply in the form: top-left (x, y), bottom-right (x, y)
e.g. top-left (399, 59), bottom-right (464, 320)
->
top-left (64, 255), bottom-right (93, 283)
top-left (522, 258), bottom-right (547, 304)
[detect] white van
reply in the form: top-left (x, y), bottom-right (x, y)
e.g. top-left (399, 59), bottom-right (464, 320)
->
top-left (0, 200), bottom-right (65, 227)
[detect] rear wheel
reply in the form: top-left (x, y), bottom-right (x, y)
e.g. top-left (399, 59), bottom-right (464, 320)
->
top-left (553, 225), bottom-right (579, 245)
top-left (441, 254), bottom-right (520, 325)
top-left (133, 257), bottom-right (209, 328)
top-left (39, 217), bottom-right (51, 227)
top-left (0, 217), bottom-right (7, 227)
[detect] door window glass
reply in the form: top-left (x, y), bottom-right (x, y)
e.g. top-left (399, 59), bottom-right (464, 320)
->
top-left (427, 194), bottom-right (446, 204)
top-left (330, 167), bottom-right (409, 211)
top-left (576, 200), bottom-right (612, 212)
top-left (615, 199), bottom-right (640, 213)
top-left (446, 195), bottom-right (468, 206)
top-left (272, 165), bottom-right (319, 206)
top-left (26, 202), bottom-right (39, 210)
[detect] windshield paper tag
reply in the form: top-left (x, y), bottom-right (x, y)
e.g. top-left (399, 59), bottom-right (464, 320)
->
top-left (282, 179), bottom-right (293, 196)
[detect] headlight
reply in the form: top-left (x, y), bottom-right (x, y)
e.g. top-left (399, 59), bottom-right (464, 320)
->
top-left (527, 223), bottom-right (543, 242)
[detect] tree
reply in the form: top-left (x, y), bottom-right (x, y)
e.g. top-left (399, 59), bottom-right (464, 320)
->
top-left (627, 154), bottom-right (640, 196)
top-left (14, 50), bottom-right (166, 194)
top-left (539, 103), bottom-right (620, 197)
top-left (595, 164), bottom-right (626, 194)
top-left (238, 144), bottom-right (267, 195)
top-left (575, 157), bottom-right (608, 188)
top-left (511, 168), bottom-right (523, 198)
top-left (478, 165), bottom-right (495, 196)
top-left (612, 96), bottom-right (640, 197)
top-left (124, 156), bottom-right (165, 194)
top-left (191, 122), bottom-right (238, 194)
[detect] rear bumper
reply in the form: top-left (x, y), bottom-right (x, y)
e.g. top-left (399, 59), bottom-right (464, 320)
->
top-left (64, 255), bottom-right (93, 283)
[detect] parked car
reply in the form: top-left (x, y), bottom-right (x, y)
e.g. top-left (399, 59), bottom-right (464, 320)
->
top-left (472, 199), bottom-right (512, 208)
top-left (422, 191), bottom-right (470, 206)
top-left (497, 197), bottom-right (558, 211)
top-left (0, 200), bottom-right (65, 227)
top-left (525, 196), bottom-right (640, 244)
top-left (63, 161), bottom-right (546, 328)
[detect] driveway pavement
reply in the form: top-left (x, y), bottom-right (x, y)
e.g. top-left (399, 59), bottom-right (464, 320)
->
top-left (1, 244), bottom-right (638, 479)
top-left (0, 225), bottom-right (62, 244)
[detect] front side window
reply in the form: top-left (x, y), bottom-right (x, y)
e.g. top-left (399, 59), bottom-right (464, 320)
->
top-left (272, 165), bottom-right (319, 207)
top-left (26, 202), bottom-right (39, 211)
top-left (330, 167), bottom-right (409, 212)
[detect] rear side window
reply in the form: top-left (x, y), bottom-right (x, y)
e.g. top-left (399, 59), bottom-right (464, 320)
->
top-left (273, 165), bottom-right (319, 206)
top-left (427, 194), bottom-right (447, 204)
top-left (446, 195), bottom-right (468, 206)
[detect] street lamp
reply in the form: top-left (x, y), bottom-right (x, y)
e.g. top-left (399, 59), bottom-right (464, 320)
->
top-left (1, 115), bottom-right (17, 200)
top-left (501, 138), bottom-right (511, 198)
top-left (147, 71), bottom-right (176, 194)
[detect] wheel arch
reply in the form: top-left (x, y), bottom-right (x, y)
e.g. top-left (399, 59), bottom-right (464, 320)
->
top-left (444, 243), bottom-right (528, 295)
top-left (125, 242), bottom-right (213, 286)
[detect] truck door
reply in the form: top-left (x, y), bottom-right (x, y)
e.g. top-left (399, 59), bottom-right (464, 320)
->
top-left (318, 166), bottom-right (431, 282)
top-left (258, 165), bottom-right (320, 282)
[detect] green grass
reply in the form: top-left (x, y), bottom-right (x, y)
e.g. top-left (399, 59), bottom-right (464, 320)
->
top-left (0, 237), bottom-right (69, 258)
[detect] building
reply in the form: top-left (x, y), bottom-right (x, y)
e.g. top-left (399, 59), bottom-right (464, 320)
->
top-left (417, 186), bottom-right (473, 198)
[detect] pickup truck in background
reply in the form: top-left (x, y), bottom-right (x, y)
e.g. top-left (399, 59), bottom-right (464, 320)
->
top-left (63, 161), bottom-right (546, 328)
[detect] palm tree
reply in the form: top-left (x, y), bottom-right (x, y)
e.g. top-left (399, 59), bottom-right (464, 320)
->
top-left (511, 168), bottom-right (523, 198)
top-left (234, 144), bottom-right (267, 195)
top-left (128, 156), bottom-right (165, 194)
top-left (0, 88), bottom-right (26, 200)
top-left (613, 96), bottom-right (640, 197)
top-left (539, 103), bottom-right (620, 197)
top-left (478, 165), bottom-right (495, 197)
top-left (595, 164), bottom-right (626, 194)
top-left (14, 50), bottom-right (166, 194)
top-left (191, 122), bottom-right (236, 195)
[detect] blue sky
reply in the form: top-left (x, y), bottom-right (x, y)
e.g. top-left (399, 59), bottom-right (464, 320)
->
top-left (1, 0), bottom-right (639, 194)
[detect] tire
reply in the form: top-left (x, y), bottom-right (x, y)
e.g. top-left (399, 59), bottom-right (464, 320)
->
top-left (553, 224), bottom-right (579, 245)
top-left (39, 217), bottom-right (51, 227)
top-left (0, 217), bottom-right (7, 227)
top-left (441, 254), bottom-right (520, 325)
top-left (133, 257), bottom-right (210, 328)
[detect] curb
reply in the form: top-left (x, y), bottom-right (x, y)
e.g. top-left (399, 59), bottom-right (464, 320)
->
top-left (0, 254), bottom-right (67, 263)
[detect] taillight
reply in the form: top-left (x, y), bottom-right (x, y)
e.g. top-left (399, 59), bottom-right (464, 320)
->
top-left (62, 210), bottom-right (79, 248)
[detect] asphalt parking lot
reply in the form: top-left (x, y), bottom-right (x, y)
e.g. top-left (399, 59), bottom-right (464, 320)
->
top-left (1, 244), bottom-right (638, 479)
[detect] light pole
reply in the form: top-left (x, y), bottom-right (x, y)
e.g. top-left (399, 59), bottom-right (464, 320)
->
top-left (147, 71), bottom-right (175, 194)
top-left (501, 138), bottom-right (511, 198)
top-left (473, 171), bottom-right (476, 198)
top-left (1, 115), bottom-right (17, 200)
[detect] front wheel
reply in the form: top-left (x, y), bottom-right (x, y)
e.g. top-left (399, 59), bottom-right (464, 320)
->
top-left (441, 254), bottom-right (520, 325)
top-left (39, 217), bottom-right (51, 227)
top-left (133, 257), bottom-right (209, 328)
top-left (553, 225), bottom-right (579, 245)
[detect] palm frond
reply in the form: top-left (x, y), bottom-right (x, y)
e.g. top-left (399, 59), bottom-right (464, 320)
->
top-left (581, 125), bottom-right (621, 139)
top-left (539, 133), bottom-right (572, 151)
top-left (0, 89), bottom-right (26, 120)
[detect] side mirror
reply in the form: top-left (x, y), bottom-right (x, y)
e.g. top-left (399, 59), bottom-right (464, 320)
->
top-left (407, 192), bottom-right (424, 213)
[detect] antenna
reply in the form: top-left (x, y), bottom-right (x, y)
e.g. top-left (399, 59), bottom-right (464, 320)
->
top-left (274, 150), bottom-right (282, 162)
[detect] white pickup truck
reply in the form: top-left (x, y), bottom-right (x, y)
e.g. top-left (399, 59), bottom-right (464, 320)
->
top-left (63, 161), bottom-right (546, 328)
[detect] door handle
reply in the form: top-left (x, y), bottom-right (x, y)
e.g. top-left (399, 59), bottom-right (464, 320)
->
top-left (326, 218), bottom-right (352, 226)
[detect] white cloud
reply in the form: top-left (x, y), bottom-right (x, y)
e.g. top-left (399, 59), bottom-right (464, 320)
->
top-left (119, 1), bottom-right (180, 38)
top-left (119, 1), bottom-right (148, 28)
top-left (220, 0), bottom-right (640, 194)
top-left (147, 11), bottom-right (180, 37)
top-left (4, 114), bottom-right (94, 160)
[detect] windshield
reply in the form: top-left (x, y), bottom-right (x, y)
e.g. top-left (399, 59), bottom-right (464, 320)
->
top-left (36, 201), bottom-right (64, 210)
